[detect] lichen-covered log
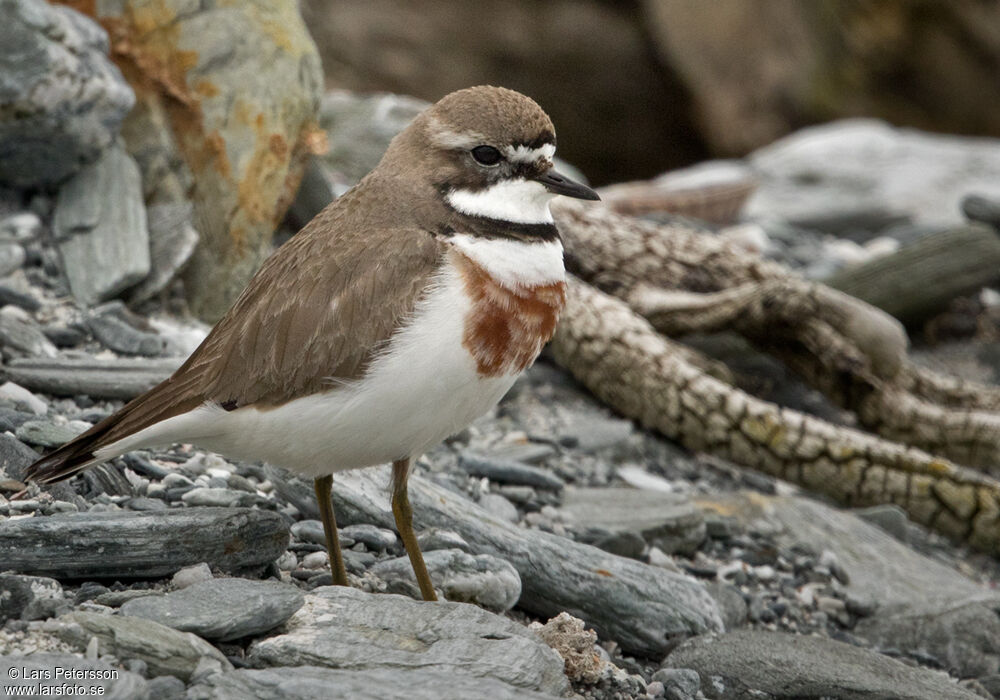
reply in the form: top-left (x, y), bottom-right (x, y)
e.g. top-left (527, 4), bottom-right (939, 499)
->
top-left (550, 278), bottom-right (1000, 554)
top-left (553, 200), bottom-right (1000, 471)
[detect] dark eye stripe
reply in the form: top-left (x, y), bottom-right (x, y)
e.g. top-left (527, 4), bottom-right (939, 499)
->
top-left (471, 145), bottom-right (503, 166)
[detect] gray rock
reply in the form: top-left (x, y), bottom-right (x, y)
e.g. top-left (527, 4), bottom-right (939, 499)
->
top-left (0, 284), bottom-right (41, 312)
top-left (180, 487), bottom-right (248, 508)
top-left (0, 308), bottom-right (57, 358)
top-left (561, 487), bottom-right (706, 555)
top-left (0, 653), bottom-right (148, 699)
top-left (53, 611), bottom-right (232, 682)
top-left (416, 528), bottom-right (471, 553)
top-left (87, 302), bottom-right (167, 357)
top-left (249, 586), bottom-right (568, 696)
top-left (0, 243), bottom-right (25, 276)
top-left (0, 381), bottom-right (47, 414)
top-left (703, 582), bottom-right (748, 631)
top-left (853, 504), bottom-right (911, 543)
top-left (459, 452), bottom-right (565, 490)
top-left (0, 432), bottom-right (79, 504)
top-left (0, 508), bottom-right (288, 578)
top-left (0, 573), bottom-right (65, 621)
top-left (0, 212), bottom-right (42, 243)
top-left (146, 675), bottom-right (185, 700)
top-left (478, 493), bottom-right (520, 523)
top-left (6, 356), bottom-right (180, 400)
top-left (701, 492), bottom-right (997, 611)
top-left (290, 519), bottom-right (355, 547)
top-left (372, 548), bottom-right (521, 612)
top-left (128, 202), bottom-right (199, 303)
top-left (480, 442), bottom-right (558, 464)
top-left (171, 563), bottom-right (214, 590)
top-left (559, 416), bottom-right (634, 452)
top-left (316, 91), bottom-right (428, 184)
top-left (747, 119), bottom-right (1000, 228)
top-left (121, 578), bottom-right (304, 642)
top-left (339, 523), bottom-right (397, 551)
top-left (666, 630), bottom-right (980, 699)
top-left (15, 418), bottom-right (89, 448)
top-left (652, 668), bottom-right (701, 699)
top-left (269, 466), bottom-right (723, 656)
top-left (0, 1), bottom-right (134, 187)
top-left (855, 600), bottom-right (1000, 678)
top-left (702, 492), bottom-right (1000, 682)
top-left (188, 666), bottom-right (562, 700)
top-left (53, 142), bottom-right (150, 306)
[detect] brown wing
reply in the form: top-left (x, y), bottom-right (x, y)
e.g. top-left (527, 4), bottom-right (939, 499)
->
top-left (25, 218), bottom-right (446, 483)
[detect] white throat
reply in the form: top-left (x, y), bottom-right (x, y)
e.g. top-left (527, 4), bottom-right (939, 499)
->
top-left (446, 178), bottom-right (555, 225)
top-left (451, 234), bottom-right (565, 288)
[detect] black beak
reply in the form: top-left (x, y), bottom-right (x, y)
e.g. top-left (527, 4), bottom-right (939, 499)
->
top-left (534, 168), bottom-right (600, 201)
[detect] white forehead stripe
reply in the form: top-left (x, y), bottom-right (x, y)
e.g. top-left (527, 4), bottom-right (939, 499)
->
top-left (447, 179), bottom-right (555, 224)
top-left (451, 233), bottom-right (565, 287)
top-left (506, 143), bottom-right (556, 163)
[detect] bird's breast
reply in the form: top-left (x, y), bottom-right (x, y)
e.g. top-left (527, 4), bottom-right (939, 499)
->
top-left (451, 247), bottom-right (567, 378)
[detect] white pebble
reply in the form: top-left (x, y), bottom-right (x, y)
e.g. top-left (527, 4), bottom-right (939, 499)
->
top-left (301, 551), bottom-right (328, 569)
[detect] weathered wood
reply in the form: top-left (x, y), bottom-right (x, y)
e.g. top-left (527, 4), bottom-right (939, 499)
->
top-left (823, 224), bottom-right (1000, 323)
top-left (550, 278), bottom-right (1000, 555)
top-left (552, 200), bottom-right (1000, 471)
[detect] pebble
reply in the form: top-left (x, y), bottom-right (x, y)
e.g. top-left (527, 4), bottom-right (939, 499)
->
top-left (373, 548), bottom-right (522, 612)
top-left (416, 528), bottom-right (471, 553)
top-left (172, 563), bottom-right (214, 589)
top-left (0, 381), bottom-right (47, 415)
top-left (339, 523), bottom-right (397, 551)
top-left (652, 668), bottom-right (701, 699)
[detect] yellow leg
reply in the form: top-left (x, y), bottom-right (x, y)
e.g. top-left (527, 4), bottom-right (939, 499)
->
top-left (314, 475), bottom-right (348, 586)
top-left (392, 459), bottom-right (437, 601)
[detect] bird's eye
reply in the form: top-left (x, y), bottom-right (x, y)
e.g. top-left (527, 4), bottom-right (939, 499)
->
top-left (471, 145), bottom-right (503, 166)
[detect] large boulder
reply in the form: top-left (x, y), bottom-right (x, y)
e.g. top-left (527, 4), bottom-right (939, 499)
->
top-left (63, 0), bottom-right (324, 321)
top-left (0, 0), bottom-right (134, 187)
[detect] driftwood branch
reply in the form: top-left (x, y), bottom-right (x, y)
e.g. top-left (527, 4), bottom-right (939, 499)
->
top-left (551, 278), bottom-right (1000, 554)
top-left (549, 200), bottom-right (1000, 552)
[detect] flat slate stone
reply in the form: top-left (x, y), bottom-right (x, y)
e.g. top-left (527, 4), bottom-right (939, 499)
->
top-left (0, 508), bottom-right (288, 579)
top-left (268, 467), bottom-right (723, 656)
top-left (189, 666), bottom-right (561, 700)
top-left (53, 142), bottom-right (150, 306)
top-left (121, 578), bottom-right (304, 641)
top-left (6, 357), bottom-right (180, 400)
top-left (458, 452), bottom-right (565, 490)
top-left (561, 487), bottom-right (706, 555)
top-left (249, 586), bottom-right (569, 697)
top-left (666, 629), bottom-right (981, 699)
top-left (53, 611), bottom-right (232, 682)
top-left (0, 653), bottom-right (148, 700)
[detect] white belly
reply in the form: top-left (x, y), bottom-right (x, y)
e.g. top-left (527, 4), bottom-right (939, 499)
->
top-left (97, 264), bottom-right (519, 477)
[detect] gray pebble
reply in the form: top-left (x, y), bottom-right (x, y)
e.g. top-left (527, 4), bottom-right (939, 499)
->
top-left (340, 523), bottom-right (397, 551)
top-left (172, 563), bottom-right (213, 589)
